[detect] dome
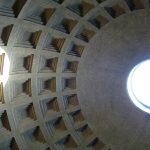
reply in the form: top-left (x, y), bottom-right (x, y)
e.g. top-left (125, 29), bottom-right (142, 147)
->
top-left (0, 0), bottom-right (149, 150)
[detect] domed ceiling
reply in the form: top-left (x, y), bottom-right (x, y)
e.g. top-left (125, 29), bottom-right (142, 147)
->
top-left (0, 0), bottom-right (149, 150)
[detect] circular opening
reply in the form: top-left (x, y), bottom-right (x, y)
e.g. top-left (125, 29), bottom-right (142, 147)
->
top-left (127, 60), bottom-right (150, 113)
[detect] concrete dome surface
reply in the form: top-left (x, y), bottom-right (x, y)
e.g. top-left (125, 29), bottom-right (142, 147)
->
top-left (0, 0), bottom-right (149, 150)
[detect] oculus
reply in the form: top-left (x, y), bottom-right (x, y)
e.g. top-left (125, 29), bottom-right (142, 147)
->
top-left (127, 60), bottom-right (150, 113)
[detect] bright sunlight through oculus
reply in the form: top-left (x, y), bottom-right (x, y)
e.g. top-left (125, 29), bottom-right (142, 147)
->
top-left (0, 47), bottom-right (9, 86)
top-left (127, 60), bottom-right (150, 113)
